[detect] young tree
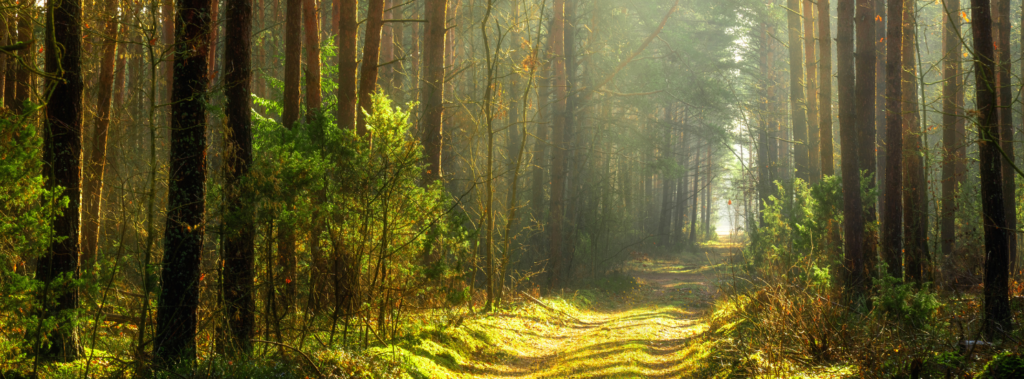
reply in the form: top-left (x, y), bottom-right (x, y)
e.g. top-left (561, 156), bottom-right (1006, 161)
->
top-left (154, 0), bottom-right (211, 364)
top-left (818, 0), bottom-right (833, 177)
top-left (221, 0), bottom-right (255, 354)
top-left (787, 0), bottom-right (808, 182)
top-left (337, 0), bottom-right (358, 130)
top-left (37, 0), bottom-right (84, 361)
top-left (941, 0), bottom-right (960, 265)
top-left (882, 0), bottom-right (904, 280)
top-left (421, 0), bottom-right (447, 183)
top-left (837, 0), bottom-right (865, 293)
top-left (356, 0), bottom-right (386, 135)
top-left (969, 0), bottom-right (1012, 338)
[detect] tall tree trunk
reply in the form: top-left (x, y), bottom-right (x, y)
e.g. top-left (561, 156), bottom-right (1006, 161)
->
top-left (856, 0), bottom-right (877, 280)
top-left (970, 0), bottom-right (1011, 338)
top-left (162, 0), bottom-right (174, 102)
top-left (995, 0), bottom-right (1016, 271)
top-left (304, 0), bottom-right (322, 114)
top-left (154, 0), bottom-right (211, 363)
top-left (14, 4), bottom-right (33, 113)
top-left (658, 107), bottom-right (674, 245)
top-left (0, 15), bottom-right (7, 107)
top-left (113, 15), bottom-right (130, 110)
top-left (283, 0), bottom-right (302, 128)
top-left (421, 0), bottom-right (447, 183)
top-left (4, 17), bottom-right (15, 109)
top-left (883, 0), bottom-right (904, 280)
top-left (355, 0), bottom-right (386, 135)
top-left (875, 0), bottom-right (886, 211)
top-left (819, 0), bottom-right (833, 177)
top-left (222, 0), bottom-right (255, 355)
top-left (787, 0), bottom-right (809, 183)
top-left (380, 0), bottom-right (394, 92)
top-left (208, 0), bottom-right (220, 85)
top-left (688, 151), bottom-right (700, 248)
top-left (838, 0), bottom-right (865, 293)
top-left (81, 0), bottom-right (120, 267)
top-left (37, 0), bottom-right (84, 361)
top-left (548, 0), bottom-right (567, 289)
top-left (941, 0), bottom-right (960, 264)
top-left (804, 0), bottom-right (819, 183)
top-left (337, 0), bottom-right (357, 130)
top-left (902, 1), bottom-right (926, 283)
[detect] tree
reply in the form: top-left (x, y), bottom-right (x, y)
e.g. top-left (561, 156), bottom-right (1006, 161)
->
top-left (81, 0), bottom-right (121, 267)
top-left (837, 0), bottom-right (865, 294)
top-left (818, 0), bottom-right (832, 177)
top-left (221, 0), bottom-right (255, 355)
top-left (941, 0), bottom-right (961, 267)
top-left (154, 0), bottom-right (211, 363)
top-left (995, 0), bottom-right (1016, 271)
top-left (337, 0), bottom-right (358, 130)
top-left (882, 0), bottom-right (903, 280)
top-left (855, 0), bottom-right (877, 280)
top-left (283, 0), bottom-right (302, 129)
top-left (787, 0), bottom-right (808, 182)
top-left (304, 0), bottom-right (322, 115)
top-left (803, 0), bottom-right (819, 183)
top-left (421, 0), bottom-right (447, 183)
top-left (37, 0), bottom-right (84, 361)
top-left (356, 0), bottom-right (386, 135)
top-left (969, 0), bottom-right (1011, 338)
top-left (548, 0), bottom-right (567, 288)
top-left (902, 0), bottom-right (926, 283)
top-left (14, 2), bottom-right (33, 113)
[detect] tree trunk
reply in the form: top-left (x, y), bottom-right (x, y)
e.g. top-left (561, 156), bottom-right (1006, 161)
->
top-left (283, 0), bottom-right (302, 128)
top-left (355, 0), bottom-right (386, 135)
top-left (902, 0), bottom-right (925, 283)
top-left (222, 0), bottom-right (255, 355)
top-left (804, 0), bottom-right (819, 183)
top-left (421, 0), bottom-right (446, 183)
top-left (0, 15), bottom-right (7, 107)
top-left (304, 0), bottom-right (322, 115)
top-left (941, 0), bottom-right (960, 263)
top-left (337, 0), bottom-right (357, 130)
top-left (208, 0), bottom-right (220, 85)
top-left (113, 14), bottom-right (130, 110)
top-left (883, 0), bottom-right (904, 280)
top-left (838, 0), bottom-right (865, 293)
top-left (787, 0), bottom-right (809, 183)
top-left (162, 0), bottom-right (174, 102)
top-left (81, 0), bottom-right (120, 267)
top-left (856, 0), bottom-right (877, 280)
top-left (818, 0), bottom-right (832, 178)
top-left (37, 0), bottom-right (84, 361)
top-left (688, 151), bottom-right (700, 248)
top-left (548, 0), bottom-right (567, 289)
top-left (995, 0), bottom-right (1016, 271)
top-left (4, 17), bottom-right (15, 109)
top-left (14, 4), bottom-right (33, 113)
top-left (154, 0), bottom-right (211, 363)
top-left (969, 0), bottom-right (1011, 338)
top-left (658, 107), bottom-right (674, 245)
top-left (758, 21), bottom-right (773, 224)
top-left (875, 0), bottom-right (886, 211)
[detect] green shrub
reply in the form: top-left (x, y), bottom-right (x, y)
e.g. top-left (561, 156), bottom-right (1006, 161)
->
top-left (978, 352), bottom-right (1024, 379)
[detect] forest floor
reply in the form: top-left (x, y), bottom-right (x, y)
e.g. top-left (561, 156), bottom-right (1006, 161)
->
top-left (398, 236), bottom-right (744, 378)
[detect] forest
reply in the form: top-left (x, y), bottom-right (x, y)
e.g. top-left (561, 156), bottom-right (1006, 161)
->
top-left (1, 0), bottom-right (1024, 376)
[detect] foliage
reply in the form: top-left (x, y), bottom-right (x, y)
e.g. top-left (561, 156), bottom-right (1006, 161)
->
top-left (977, 352), bottom-right (1024, 379)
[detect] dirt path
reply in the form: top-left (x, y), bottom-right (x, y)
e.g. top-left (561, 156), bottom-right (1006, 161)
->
top-left (452, 237), bottom-right (742, 378)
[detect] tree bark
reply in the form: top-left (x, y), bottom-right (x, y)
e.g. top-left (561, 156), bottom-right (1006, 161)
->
top-left (81, 0), bottom-right (120, 267)
top-left (283, 0), bottom-right (302, 128)
top-left (838, 0), bottom-right (866, 293)
top-left (37, 0), bottom-right (84, 361)
top-left (304, 0), bottom-right (322, 114)
top-left (337, 0), bottom-right (357, 130)
top-left (208, 0), bottom-right (220, 85)
top-left (787, 0), bottom-right (809, 183)
top-left (902, 0), bottom-right (926, 283)
top-left (4, 17), bottom-right (15, 109)
top-left (995, 0), bottom-right (1016, 271)
top-left (804, 0), bottom-right (819, 183)
top-left (969, 0), bottom-right (1012, 338)
top-left (154, 0), bottom-right (210, 364)
top-left (0, 14), bottom-right (7, 107)
top-left (941, 0), bottom-right (960, 265)
top-left (14, 4), bottom-right (33, 113)
top-left (421, 0), bottom-right (446, 183)
top-left (162, 0), bottom-right (174, 102)
top-left (883, 0), bottom-right (904, 280)
top-left (856, 0), bottom-right (877, 279)
top-left (875, 0), bottom-right (886, 210)
top-left (818, 0), bottom-right (833, 177)
top-left (355, 0), bottom-right (386, 135)
top-left (548, 0), bottom-right (566, 288)
top-left (222, 0), bottom-right (255, 355)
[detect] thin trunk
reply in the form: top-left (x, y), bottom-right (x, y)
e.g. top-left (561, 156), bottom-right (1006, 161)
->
top-left (4, 17), bottom-right (15, 109)
top-left (838, 0), bottom-right (866, 293)
top-left (815, 0), bottom-right (831, 176)
top-left (941, 0), bottom-right (960, 262)
top-left (420, 0), bottom-right (446, 182)
top-left (222, 0), bottom-right (255, 355)
top-left (903, 0), bottom-right (925, 283)
top-left (883, 0), bottom-right (904, 280)
top-left (688, 152), bottom-right (700, 248)
top-left (162, 0), bottom-right (174, 102)
top-left (788, 0), bottom-right (809, 183)
top-left (113, 16), bottom-right (130, 109)
top-left (81, 0), bottom-right (120, 267)
top-left (0, 14), bottom-right (7, 107)
top-left (758, 21), bottom-right (772, 224)
top-left (548, 0), bottom-right (566, 289)
top-left (337, 0), bottom-right (357, 130)
top-left (996, 0), bottom-right (1016, 271)
top-left (155, 0), bottom-right (211, 364)
top-left (37, 0), bottom-right (84, 360)
top-left (208, 0), bottom-right (220, 85)
top-left (658, 107), bottom-right (674, 245)
top-left (875, 0), bottom-right (886, 210)
top-left (304, 0), bottom-right (322, 115)
top-left (283, 0), bottom-right (302, 128)
top-left (355, 0), bottom-right (386, 135)
top-left (14, 5), bottom-right (33, 113)
top-left (856, 0), bottom-right (877, 280)
top-left (804, 0), bottom-right (819, 183)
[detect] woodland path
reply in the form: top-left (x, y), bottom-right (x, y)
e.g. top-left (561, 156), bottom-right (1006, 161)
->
top-left (454, 236), bottom-right (743, 378)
